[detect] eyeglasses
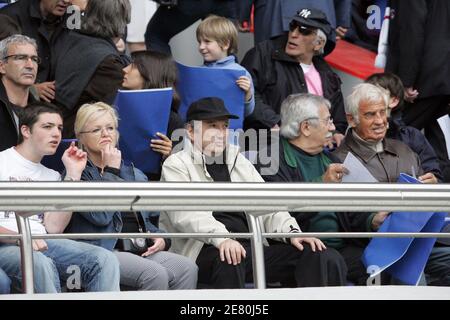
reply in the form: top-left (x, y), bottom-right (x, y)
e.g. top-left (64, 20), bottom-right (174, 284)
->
top-left (305, 116), bottom-right (334, 126)
top-left (288, 21), bottom-right (316, 36)
top-left (79, 126), bottom-right (116, 136)
top-left (3, 54), bottom-right (41, 64)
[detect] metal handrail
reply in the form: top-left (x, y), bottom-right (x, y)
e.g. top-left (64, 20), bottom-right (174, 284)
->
top-left (1, 182), bottom-right (450, 212)
top-left (0, 182), bottom-right (449, 294)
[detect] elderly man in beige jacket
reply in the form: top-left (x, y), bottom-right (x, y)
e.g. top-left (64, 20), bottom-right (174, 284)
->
top-left (160, 97), bottom-right (347, 289)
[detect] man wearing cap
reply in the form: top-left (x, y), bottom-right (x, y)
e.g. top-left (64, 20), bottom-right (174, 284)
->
top-left (160, 96), bottom-right (347, 289)
top-left (242, 8), bottom-right (346, 147)
top-left (237, 0), bottom-right (351, 44)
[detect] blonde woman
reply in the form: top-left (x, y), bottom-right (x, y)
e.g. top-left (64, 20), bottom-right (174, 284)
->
top-left (64, 102), bottom-right (198, 290)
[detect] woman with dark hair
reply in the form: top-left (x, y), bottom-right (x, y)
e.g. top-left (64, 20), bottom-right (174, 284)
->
top-left (122, 50), bottom-right (184, 177)
top-left (51, 0), bottom-right (131, 138)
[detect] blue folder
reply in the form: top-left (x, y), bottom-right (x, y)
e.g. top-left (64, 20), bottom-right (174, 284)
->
top-left (176, 62), bottom-right (245, 130)
top-left (362, 173), bottom-right (447, 285)
top-left (42, 139), bottom-right (77, 174)
top-left (114, 88), bottom-right (172, 174)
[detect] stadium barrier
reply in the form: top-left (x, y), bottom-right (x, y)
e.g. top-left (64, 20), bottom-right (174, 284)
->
top-left (0, 182), bottom-right (449, 294)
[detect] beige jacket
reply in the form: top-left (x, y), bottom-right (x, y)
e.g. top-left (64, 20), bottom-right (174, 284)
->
top-left (160, 140), bottom-right (300, 261)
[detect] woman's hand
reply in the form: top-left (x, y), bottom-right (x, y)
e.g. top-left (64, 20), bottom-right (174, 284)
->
top-left (101, 144), bottom-right (122, 169)
top-left (150, 132), bottom-right (173, 158)
top-left (141, 238), bottom-right (166, 257)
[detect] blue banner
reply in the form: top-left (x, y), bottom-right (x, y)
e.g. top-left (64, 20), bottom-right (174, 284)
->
top-left (176, 62), bottom-right (245, 129)
top-left (114, 88), bottom-right (172, 174)
top-left (362, 173), bottom-right (447, 285)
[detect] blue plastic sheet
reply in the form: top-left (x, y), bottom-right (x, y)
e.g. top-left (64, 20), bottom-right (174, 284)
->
top-left (114, 88), bottom-right (172, 174)
top-left (362, 173), bottom-right (447, 285)
top-left (176, 62), bottom-right (245, 129)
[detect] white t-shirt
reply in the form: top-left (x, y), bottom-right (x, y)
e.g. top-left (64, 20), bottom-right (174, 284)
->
top-left (0, 147), bottom-right (61, 234)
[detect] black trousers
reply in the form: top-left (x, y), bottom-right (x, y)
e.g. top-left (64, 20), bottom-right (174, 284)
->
top-left (402, 95), bottom-right (450, 182)
top-left (196, 242), bottom-right (347, 289)
top-left (144, 0), bottom-right (236, 54)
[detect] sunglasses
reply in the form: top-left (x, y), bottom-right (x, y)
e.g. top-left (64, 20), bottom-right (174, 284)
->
top-left (288, 21), bottom-right (316, 36)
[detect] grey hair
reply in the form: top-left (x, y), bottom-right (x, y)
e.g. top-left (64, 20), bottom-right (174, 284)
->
top-left (280, 93), bottom-right (331, 139)
top-left (314, 29), bottom-right (327, 56)
top-left (81, 0), bottom-right (131, 39)
top-left (0, 35), bottom-right (37, 60)
top-left (346, 83), bottom-right (389, 124)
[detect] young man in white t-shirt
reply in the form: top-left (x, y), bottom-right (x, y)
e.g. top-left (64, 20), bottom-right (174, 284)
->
top-left (0, 101), bottom-right (120, 293)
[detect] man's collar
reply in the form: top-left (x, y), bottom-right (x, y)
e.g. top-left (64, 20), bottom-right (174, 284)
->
top-left (352, 130), bottom-right (383, 153)
top-left (30, 0), bottom-right (63, 24)
top-left (282, 137), bottom-right (324, 168)
top-left (0, 79), bottom-right (33, 106)
top-left (345, 129), bottom-right (399, 163)
top-left (204, 55), bottom-right (236, 67)
top-left (185, 138), bottom-right (241, 170)
top-left (0, 80), bottom-right (9, 105)
top-left (282, 138), bottom-right (298, 168)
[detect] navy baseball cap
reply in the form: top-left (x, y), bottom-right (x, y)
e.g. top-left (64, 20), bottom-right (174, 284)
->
top-left (291, 8), bottom-right (336, 55)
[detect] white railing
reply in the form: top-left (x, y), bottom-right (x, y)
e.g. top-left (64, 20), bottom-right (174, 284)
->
top-left (0, 182), bottom-right (449, 294)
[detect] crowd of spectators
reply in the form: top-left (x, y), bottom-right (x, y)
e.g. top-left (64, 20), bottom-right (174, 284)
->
top-left (0, 0), bottom-right (448, 293)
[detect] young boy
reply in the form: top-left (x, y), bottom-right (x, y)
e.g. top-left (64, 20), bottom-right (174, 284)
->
top-left (365, 72), bottom-right (442, 183)
top-left (0, 101), bottom-right (120, 293)
top-left (196, 15), bottom-right (255, 117)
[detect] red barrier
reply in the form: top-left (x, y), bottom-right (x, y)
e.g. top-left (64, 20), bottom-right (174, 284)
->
top-left (325, 40), bottom-right (384, 80)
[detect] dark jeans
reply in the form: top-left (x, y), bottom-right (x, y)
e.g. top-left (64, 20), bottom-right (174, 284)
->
top-left (196, 242), bottom-right (347, 288)
top-left (145, 0), bottom-right (236, 54)
top-left (0, 268), bottom-right (10, 294)
top-left (402, 95), bottom-right (450, 182)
